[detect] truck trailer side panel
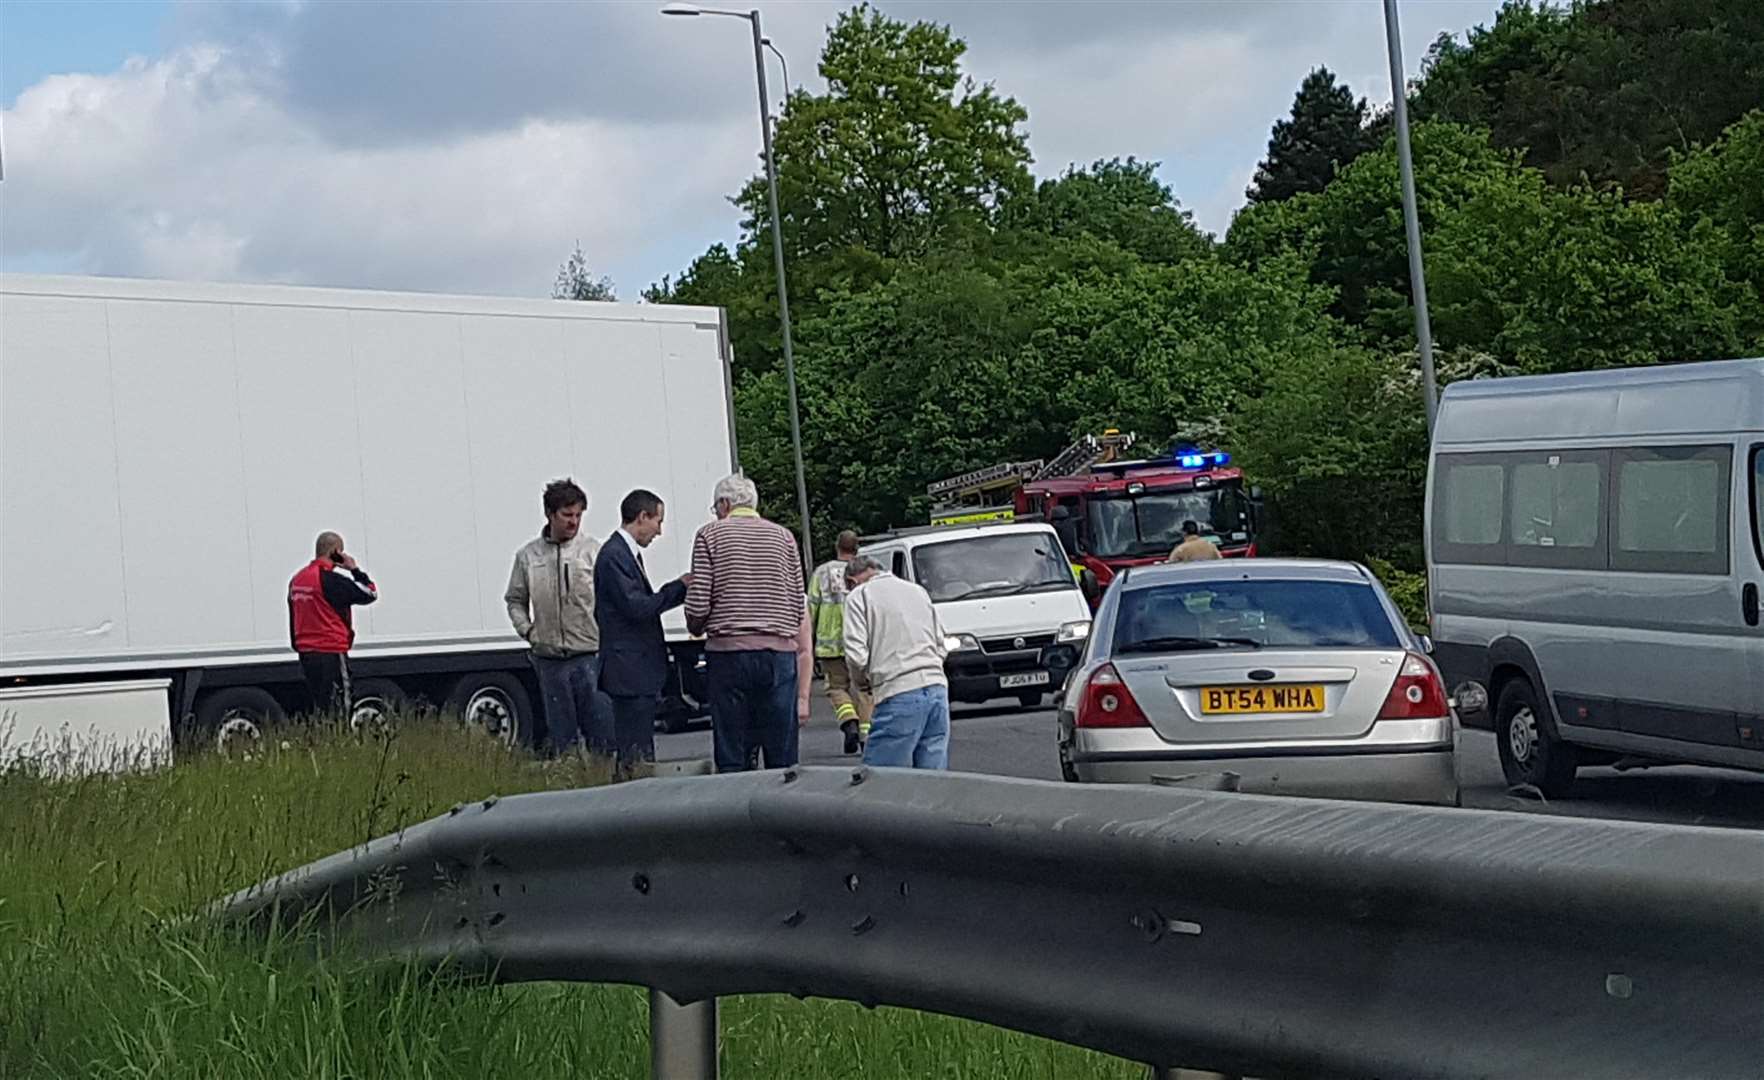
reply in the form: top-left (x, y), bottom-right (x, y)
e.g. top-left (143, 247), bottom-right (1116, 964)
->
top-left (1, 274), bottom-right (734, 742)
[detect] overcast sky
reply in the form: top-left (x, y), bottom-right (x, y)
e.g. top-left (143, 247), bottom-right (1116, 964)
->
top-left (0, 0), bottom-right (1501, 300)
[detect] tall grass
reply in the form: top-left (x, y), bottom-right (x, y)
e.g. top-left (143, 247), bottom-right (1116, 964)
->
top-left (0, 718), bottom-right (1135, 1078)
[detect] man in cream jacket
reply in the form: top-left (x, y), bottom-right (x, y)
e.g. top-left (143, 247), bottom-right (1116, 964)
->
top-left (841, 556), bottom-right (951, 770)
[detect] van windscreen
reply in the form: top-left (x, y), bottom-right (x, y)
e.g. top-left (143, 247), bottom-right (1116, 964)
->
top-left (912, 533), bottom-right (1073, 603)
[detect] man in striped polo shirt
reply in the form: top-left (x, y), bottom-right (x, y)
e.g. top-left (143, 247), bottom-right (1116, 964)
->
top-left (685, 474), bottom-right (806, 772)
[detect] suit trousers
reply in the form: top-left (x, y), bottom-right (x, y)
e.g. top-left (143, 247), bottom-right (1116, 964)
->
top-left (609, 693), bottom-right (659, 775)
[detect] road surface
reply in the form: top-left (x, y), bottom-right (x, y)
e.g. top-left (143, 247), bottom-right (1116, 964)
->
top-left (659, 695), bottom-right (1764, 830)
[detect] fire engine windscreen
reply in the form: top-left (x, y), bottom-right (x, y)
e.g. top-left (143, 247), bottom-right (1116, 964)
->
top-left (912, 534), bottom-right (1076, 603)
top-left (1087, 488), bottom-right (1251, 559)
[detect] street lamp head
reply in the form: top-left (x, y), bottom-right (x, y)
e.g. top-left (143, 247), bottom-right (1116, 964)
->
top-left (661, 3), bottom-right (756, 19)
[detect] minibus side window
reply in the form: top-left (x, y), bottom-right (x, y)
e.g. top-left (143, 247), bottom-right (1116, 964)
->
top-left (1612, 445), bottom-right (1731, 575)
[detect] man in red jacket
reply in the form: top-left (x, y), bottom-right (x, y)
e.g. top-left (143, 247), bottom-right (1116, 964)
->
top-left (288, 531), bottom-right (379, 716)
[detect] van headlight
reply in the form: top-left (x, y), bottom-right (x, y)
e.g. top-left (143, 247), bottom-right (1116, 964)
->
top-left (1056, 620), bottom-right (1091, 643)
top-left (943, 633), bottom-right (980, 652)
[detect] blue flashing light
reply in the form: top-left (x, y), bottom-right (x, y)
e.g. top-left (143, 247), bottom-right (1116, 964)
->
top-left (1175, 451), bottom-right (1231, 470)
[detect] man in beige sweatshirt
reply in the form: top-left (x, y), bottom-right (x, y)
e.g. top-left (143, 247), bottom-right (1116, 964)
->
top-left (1167, 520), bottom-right (1223, 563)
top-left (842, 556), bottom-right (951, 770)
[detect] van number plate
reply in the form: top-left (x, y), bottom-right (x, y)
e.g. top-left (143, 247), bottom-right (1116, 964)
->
top-left (999, 672), bottom-right (1050, 689)
top-left (1200, 685), bottom-right (1325, 715)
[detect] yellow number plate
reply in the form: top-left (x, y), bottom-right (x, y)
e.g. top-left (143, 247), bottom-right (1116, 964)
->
top-left (1200, 684), bottom-right (1326, 715)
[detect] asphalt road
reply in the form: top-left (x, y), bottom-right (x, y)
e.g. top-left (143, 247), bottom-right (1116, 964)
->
top-left (659, 693), bottom-right (1764, 830)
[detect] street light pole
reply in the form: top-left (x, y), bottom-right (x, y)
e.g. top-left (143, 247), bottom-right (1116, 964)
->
top-left (761, 38), bottom-right (790, 139)
top-left (747, 12), bottom-right (814, 577)
top-left (662, 4), bottom-right (814, 576)
top-left (1382, 0), bottom-right (1440, 436)
top-left (762, 37), bottom-right (790, 98)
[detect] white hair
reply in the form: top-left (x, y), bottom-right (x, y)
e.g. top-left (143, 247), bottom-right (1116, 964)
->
top-left (843, 555), bottom-right (883, 584)
top-left (713, 473), bottom-right (758, 510)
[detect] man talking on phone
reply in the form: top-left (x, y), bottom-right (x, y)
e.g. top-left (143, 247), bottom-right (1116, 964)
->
top-left (288, 531), bottom-right (379, 716)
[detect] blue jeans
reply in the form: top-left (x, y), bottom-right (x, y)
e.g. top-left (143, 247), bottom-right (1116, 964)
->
top-left (706, 649), bottom-right (798, 772)
top-left (530, 653), bottom-right (612, 756)
top-left (863, 685), bottom-right (950, 769)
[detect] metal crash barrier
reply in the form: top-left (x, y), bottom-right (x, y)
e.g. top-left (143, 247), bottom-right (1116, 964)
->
top-left (217, 767), bottom-right (1764, 1079)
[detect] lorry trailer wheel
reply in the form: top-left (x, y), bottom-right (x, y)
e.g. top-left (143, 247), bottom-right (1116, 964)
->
top-left (349, 678), bottom-right (408, 734)
top-left (194, 687), bottom-right (286, 756)
top-left (445, 673), bottom-right (533, 750)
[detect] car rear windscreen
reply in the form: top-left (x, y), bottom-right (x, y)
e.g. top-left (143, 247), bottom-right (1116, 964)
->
top-left (1115, 579), bottom-right (1402, 652)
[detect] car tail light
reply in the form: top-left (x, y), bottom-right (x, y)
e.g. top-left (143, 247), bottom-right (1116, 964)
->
top-left (1075, 663), bottom-right (1150, 729)
top-left (1378, 653), bottom-right (1450, 720)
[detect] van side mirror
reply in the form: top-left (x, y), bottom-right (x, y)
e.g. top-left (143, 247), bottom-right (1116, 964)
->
top-left (1079, 569), bottom-right (1101, 604)
top-left (1419, 634), bottom-right (1435, 655)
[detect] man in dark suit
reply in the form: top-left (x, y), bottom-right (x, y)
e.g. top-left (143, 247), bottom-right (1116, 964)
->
top-left (594, 489), bottom-right (691, 778)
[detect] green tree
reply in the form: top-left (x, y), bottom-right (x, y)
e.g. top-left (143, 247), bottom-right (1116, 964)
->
top-left (1667, 110), bottom-right (1764, 341)
top-left (641, 243), bottom-right (785, 382)
top-left (1246, 67), bottom-right (1374, 204)
top-left (624, 0), bottom-right (1764, 571)
top-left (1021, 255), bottom-right (1338, 440)
top-left (738, 4), bottom-right (1032, 270)
top-left (1231, 121), bottom-right (1753, 367)
top-left (648, 5), bottom-right (1034, 388)
top-left (1413, 0), bottom-right (1764, 197)
top-left (1228, 122), bottom-right (1526, 338)
top-left (1428, 177), bottom-right (1750, 369)
top-left (738, 258), bottom-right (1048, 538)
top-left (552, 245), bottom-right (616, 301)
top-left (1231, 347), bottom-right (1515, 569)
top-left (732, 245), bottom-right (1344, 541)
top-left (1001, 157), bottom-right (1214, 263)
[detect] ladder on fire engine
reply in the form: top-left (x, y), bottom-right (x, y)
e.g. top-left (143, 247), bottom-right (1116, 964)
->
top-left (926, 458), bottom-right (1045, 504)
top-left (1032, 429), bottom-right (1137, 481)
top-left (925, 429), bottom-right (1141, 524)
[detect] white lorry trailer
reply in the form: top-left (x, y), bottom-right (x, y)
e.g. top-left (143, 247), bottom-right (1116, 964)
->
top-left (1, 274), bottom-right (737, 757)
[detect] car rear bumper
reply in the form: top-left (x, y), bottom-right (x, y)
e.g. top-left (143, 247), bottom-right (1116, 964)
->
top-left (1069, 747), bottom-right (1457, 804)
top-left (1066, 717), bottom-right (1458, 804)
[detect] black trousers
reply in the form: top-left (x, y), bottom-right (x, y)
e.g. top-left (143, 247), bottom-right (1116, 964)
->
top-left (299, 652), bottom-right (351, 716)
top-left (609, 694), bottom-right (659, 776)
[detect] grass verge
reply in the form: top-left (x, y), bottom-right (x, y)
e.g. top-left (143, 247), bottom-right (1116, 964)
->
top-left (0, 718), bottom-right (1137, 1078)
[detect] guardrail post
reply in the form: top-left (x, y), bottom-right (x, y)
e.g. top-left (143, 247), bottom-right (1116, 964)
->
top-left (649, 988), bottom-right (717, 1079)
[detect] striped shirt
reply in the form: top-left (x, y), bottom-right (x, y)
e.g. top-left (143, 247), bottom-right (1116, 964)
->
top-left (685, 509), bottom-right (804, 652)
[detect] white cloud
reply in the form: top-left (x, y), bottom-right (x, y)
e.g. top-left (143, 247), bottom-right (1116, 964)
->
top-left (987, 29), bottom-right (1262, 177)
top-left (3, 1), bottom-right (1503, 296)
top-left (1, 45), bottom-right (754, 297)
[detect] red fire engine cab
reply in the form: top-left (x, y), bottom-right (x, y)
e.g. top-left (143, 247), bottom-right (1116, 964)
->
top-left (928, 431), bottom-right (1259, 602)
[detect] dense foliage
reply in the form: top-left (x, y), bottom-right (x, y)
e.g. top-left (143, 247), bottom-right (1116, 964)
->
top-left (1246, 67), bottom-right (1375, 205)
top-left (638, 0), bottom-right (1764, 576)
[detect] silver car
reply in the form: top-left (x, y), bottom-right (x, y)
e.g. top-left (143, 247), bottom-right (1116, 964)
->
top-left (1053, 560), bottom-right (1457, 804)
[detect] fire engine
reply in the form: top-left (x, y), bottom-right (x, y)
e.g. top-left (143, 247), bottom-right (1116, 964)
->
top-left (927, 431), bottom-right (1260, 599)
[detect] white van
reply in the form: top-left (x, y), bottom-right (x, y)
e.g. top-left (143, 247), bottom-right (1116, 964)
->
top-left (860, 521), bottom-right (1092, 708)
top-left (1427, 357), bottom-right (1764, 796)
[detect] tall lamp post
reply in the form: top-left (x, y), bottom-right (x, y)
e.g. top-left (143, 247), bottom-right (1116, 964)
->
top-left (760, 38), bottom-right (789, 138)
top-left (1382, 0), bottom-right (1440, 435)
top-left (663, 4), bottom-right (814, 576)
top-left (762, 37), bottom-right (790, 97)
